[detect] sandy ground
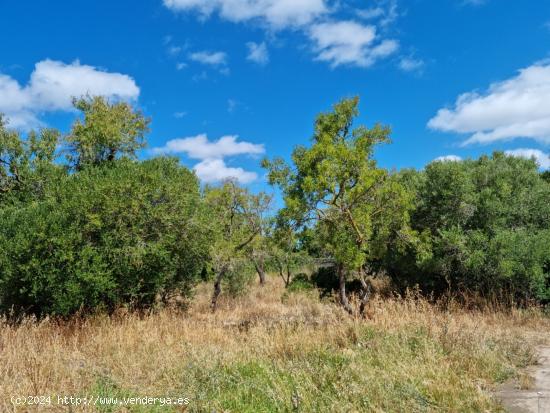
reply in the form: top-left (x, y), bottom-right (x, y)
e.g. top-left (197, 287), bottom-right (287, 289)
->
top-left (498, 347), bottom-right (550, 413)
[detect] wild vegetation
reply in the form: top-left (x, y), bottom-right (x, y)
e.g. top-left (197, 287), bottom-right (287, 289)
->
top-left (1, 95), bottom-right (549, 411)
top-left (2, 96), bottom-right (549, 318)
top-left (1, 279), bottom-right (548, 412)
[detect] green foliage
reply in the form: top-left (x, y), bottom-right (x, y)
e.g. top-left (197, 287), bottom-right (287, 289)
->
top-left (224, 260), bottom-right (257, 297)
top-left (204, 181), bottom-right (272, 302)
top-left (266, 218), bottom-right (312, 286)
top-left (391, 154), bottom-right (550, 302)
top-left (66, 96), bottom-right (150, 169)
top-left (0, 116), bottom-right (63, 205)
top-left (1, 94), bottom-right (550, 316)
top-left (264, 97), bottom-right (416, 312)
top-left (0, 157), bottom-right (209, 317)
top-left (285, 273), bottom-right (314, 293)
top-left (264, 98), bottom-right (416, 270)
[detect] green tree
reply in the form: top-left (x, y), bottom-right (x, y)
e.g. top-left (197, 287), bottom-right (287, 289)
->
top-left (267, 218), bottom-right (311, 288)
top-left (204, 181), bottom-right (271, 311)
top-left (0, 115), bottom-right (62, 204)
top-left (66, 96), bottom-right (150, 170)
top-left (263, 97), bottom-right (414, 315)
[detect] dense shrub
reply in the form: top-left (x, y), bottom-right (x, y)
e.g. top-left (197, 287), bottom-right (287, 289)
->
top-left (388, 154), bottom-right (550, 303)
top-left (286, 273), bottom-right (314, 293)
top-left (0, 158), bottom-right (211, 316)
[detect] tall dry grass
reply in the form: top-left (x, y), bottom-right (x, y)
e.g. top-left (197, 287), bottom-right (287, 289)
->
top-left (0, 278), bottom-right (548, 412)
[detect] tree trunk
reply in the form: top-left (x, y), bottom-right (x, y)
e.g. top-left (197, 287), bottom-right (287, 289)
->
top-left (211, 269), bottom-right (225, 312)
top-left (277, 260), bottom-right (290, 287)
top-left (286, 264), bottom-right (292, 287)
top-left (254, 259), bottom-right (266, 286)
top-left (338, 264), bottom-right (353, 315)
top-left (359, 277), bottom-right (372, 317)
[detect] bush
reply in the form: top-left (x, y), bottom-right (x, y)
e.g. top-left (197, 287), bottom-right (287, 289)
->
top-left (286, 273), bottom-right (314, 293)
top-left (0, 158), bottom-right (211, 317)
top-left (389, 153), bottom-right (550, 303)
top-left (224, 260), bottom-right (256, 298)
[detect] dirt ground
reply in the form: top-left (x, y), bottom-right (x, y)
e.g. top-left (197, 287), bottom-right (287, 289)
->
top-left (498, 347), bottom-right (550, 413)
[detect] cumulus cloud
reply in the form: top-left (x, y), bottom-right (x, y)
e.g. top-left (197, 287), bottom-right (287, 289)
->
top-left (246, 42), bottom-right (269, 65)
top-left (152, 134), bottom-right (264, 158)
top-left (194, 158), bottom-right (258, 183)
top-left (151, 134), bottom-right (264, 183)
top-left (308, 21), bottom-right (398, 68)
top-left (163, 0), bottom-right (328, 29)
top-left (428, 62), bottom-right (550, 146)
top-left (163, 0), bottom-right (399, 70)
top-left (433, 155), bottom-right (462, 162)
top-left (189, 51), bottom-right (227, 66)
top-left (505, 148), bottom-right (550, 169)
top-left (0, 59), bottom-right (139, 129)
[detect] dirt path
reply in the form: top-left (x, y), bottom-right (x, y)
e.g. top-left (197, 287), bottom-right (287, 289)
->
top-left (498, 347), bottom-right (550, 413)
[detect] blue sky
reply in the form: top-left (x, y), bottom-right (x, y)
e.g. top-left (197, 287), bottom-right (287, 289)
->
top-left (1, 0), bottom-right (549, 189)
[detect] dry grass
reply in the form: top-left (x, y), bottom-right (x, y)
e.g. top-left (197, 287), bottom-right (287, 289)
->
top-left (1, 278), bottom-right (549, 412)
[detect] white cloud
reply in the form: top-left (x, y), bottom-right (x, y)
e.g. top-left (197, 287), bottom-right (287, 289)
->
top-left (357, 0), bottom-right (399, 28)
top-left (189, 51), bottom-right (227, 66)
top-left (194, 158), bottom-right (258, 183)
top-left (163, 0), bottom-right (399, 70)
top-left (308, 21), bottom-right (398, 68)
top-left (152, 134), bottom-right (264, 159)
top-left (0, 59), bottom-right (139, 129)
top-left (505, 148), bottom-right (550, 169)
top-left (399, 57), bottom-right (424, 73)
top-left (428, 62), bottom-right (550, 146)
top-left (151, 133), bottom-right (264, 183)
top-left (163, 0), bottom-right (328, 29)
top-left (247, 42), bottom-right (270, 65)
top-left (433, 155), bottom-right (462, 162)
